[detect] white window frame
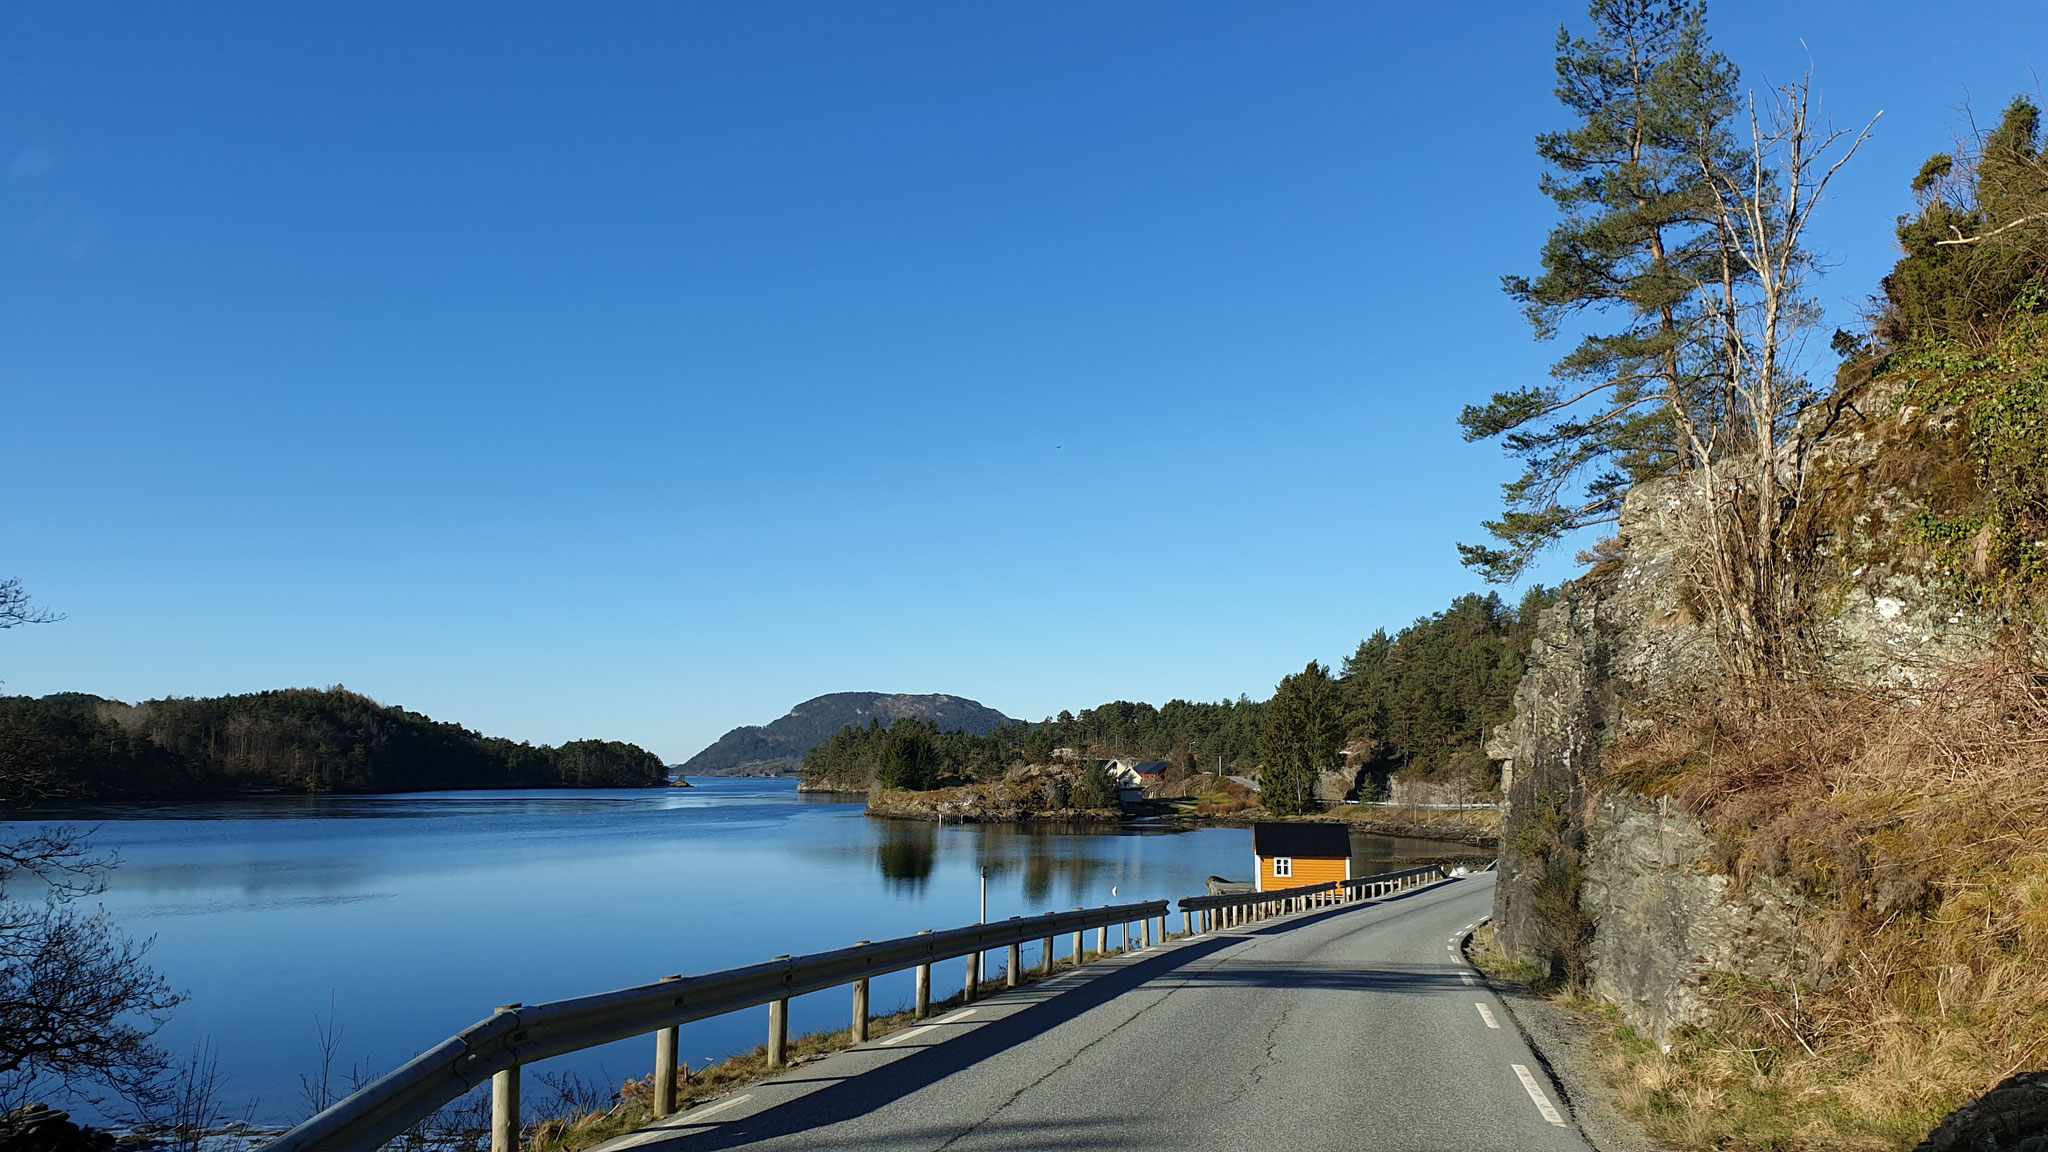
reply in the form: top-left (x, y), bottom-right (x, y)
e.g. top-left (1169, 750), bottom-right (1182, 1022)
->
top-left (1272, 856), bottom-right (1293, 878)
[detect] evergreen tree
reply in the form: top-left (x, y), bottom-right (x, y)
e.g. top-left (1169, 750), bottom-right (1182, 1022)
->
top-left (1883, 98), bottom-right (2048, 344)
top-left (1070, 762), bottom-right (1120, 810)
top-left (1460, 0), bottom-right (1742, 581)
top-left (1259, 662), bottom-right (1342, 816)
top-left (874, 718), bottom-right (939, 791)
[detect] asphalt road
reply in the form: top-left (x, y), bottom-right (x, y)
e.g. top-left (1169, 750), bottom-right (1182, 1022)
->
top-left (597, 874), bottom-right (1589, 1152)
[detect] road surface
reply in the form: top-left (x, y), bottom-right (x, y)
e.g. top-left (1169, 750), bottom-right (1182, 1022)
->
top-left (597, 873), bottom-right (1588, 1152)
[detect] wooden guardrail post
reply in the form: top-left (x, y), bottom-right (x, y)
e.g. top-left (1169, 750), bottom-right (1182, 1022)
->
top-left (654, 978), bottom-right (681, 1118)
top-left (1139, 917), bottom-right (1150, 949)
top-left (1071, 913), bottom-right (1085, 966)
top-left (490, 1004), bottom-right (521, 1152)
top-left (964, 952), bottom-right (979, 1003)
top-left (1006, 942), bottom-right (1021, 988)
top-left (1041, 934), bottom-right (1054, 976)
top-left (850, 945), bottom-right (871, 1043)
top-left (1096, 923), bottom-right (1107, 956)
top-left (768, 977), bottom-right (790, 1069)
top-left (914, 930), bottom-right (934, 1018)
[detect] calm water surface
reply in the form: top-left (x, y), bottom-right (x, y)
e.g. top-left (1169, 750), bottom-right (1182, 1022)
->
top-left (10, 779), bottom-right (1473, 1124)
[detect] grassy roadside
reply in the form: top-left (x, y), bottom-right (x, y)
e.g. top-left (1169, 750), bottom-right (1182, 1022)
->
top-left (1475, 658), bottom-right (2048, 1151)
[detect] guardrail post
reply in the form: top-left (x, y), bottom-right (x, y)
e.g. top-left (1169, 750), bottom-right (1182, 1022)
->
top-left (1139, 918), bottom-right (1150, 948)
top-left (768, 996), bottom-right (789, 1068)
top-left (1097, 923), bottom-right (1107, 957)
top-left (1041, 934), bottom-right (1055, 976)
top-left (1072, 918), bottom-right (1085, 967)
top-left (851, 943), bottom-right (872, 1043)
top-left (654, 978), bottom-right (682, 1118)
top-left (964, 952), bottom-right (979, 1003)
top-left (1006, 942), bottom-right (1021, 988)
top-left (490, 1004), bottom-right (521, 1152)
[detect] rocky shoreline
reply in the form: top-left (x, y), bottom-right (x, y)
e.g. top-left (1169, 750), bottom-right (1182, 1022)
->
top-left (862, 784), bottom-right (1119, 824)
top-left (852, 782), bottom-right (1498, 845)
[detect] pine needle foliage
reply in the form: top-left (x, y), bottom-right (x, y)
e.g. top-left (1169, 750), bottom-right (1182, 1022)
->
top-left (1461, 0), bottom-right (1743, 581)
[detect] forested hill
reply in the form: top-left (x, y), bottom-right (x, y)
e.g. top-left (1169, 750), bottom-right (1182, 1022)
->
top-left (682, 692), bottom-right (1016, 775)
top-left (0, 688), bottom-right (668, 803)
top-left (801, 589), bottom-right (1555, 794)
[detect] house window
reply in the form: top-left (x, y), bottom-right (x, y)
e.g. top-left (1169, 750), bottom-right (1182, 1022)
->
top-left (1273, 857), bottom-right (1292, 878)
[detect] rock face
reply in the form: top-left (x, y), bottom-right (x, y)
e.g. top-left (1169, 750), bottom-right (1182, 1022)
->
top-left (1579, 793), bottom-right (1813, 1042)
top-left (682, 692), bottom-right (1017, 776)
top-left (1492, 388), bottom-right (1993, 1042)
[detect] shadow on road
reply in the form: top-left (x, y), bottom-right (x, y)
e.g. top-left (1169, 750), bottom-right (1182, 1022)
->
top-left (622, 937), bottom-right (1236, 1151)
top-left (621, 879), bottom-right (1485, 1151)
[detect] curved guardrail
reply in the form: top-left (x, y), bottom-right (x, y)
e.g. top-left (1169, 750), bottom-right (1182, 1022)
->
top-left (267, 900), bottom-right (1168, 1152)
top-left (1178, 864), bottom-right (1448, 931)
top-left (268, 859), bottom-right (1464, 1152)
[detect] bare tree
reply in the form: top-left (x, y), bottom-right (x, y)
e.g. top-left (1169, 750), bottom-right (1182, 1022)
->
top-left (151, 1038), bottom-right (253, 1152)
top-left (0, 825), bottom-right (182, 1114)
top-left (0, 579), bottom-right (61, 631)
top-left (1676, 71), bottom-right (1880, 695)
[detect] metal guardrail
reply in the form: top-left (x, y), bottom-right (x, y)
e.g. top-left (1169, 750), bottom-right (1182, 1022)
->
top-left (269, 861), bottom-right (1463, 1152)
top-left (267, 900), bottom-right (1168, 1152)
top-left (1176, 864), bottom-right (1448, 932)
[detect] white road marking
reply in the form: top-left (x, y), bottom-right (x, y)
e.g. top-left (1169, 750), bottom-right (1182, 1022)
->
top-left (1476, 1003), bottom-right (1500, 1029)
top-left (1512, 1064), bottom-right (1567, 1126)
top-left (878, 1024), bottom-right (936, 1046)
top-left (1461, 973), bottom-right (1476, 986)
top-left (878, 1007), bottom-right (976, 1047)
top-left (618, 1093), bottom-right (757, 1143)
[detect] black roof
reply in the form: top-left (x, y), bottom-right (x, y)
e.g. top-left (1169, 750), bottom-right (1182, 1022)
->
top-left (1252, 822), bottom-right (1351, 859)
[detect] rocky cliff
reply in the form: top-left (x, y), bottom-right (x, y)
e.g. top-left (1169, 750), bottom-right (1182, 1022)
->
top-left (1490, 384), bottom-right (1999, 1043)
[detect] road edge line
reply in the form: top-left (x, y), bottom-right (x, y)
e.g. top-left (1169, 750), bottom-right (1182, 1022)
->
top-left (1457, 916), bottom-right (1594, 1143)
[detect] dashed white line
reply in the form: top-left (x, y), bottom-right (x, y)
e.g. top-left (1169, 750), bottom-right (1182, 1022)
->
top-left (1512, 1064), bottom-right (1566, 1126)
top-left (1476, 1003), bottom-right (1501, 1029)
top-left (1461, 973), bottom-right (1476, 986)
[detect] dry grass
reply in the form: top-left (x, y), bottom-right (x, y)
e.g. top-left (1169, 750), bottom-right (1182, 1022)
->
top-left (1587, 652), bottom-right (2048, 1150)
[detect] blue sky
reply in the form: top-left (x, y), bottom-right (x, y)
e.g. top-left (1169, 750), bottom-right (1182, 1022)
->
top-left (4, 2), bottom-right (2044, 761)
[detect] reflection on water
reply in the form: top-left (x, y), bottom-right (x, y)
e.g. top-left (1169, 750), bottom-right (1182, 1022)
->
top-left (875, 819), bottom-right (936, 889)
top-left (0, 779), bottom-right (1477, 1124)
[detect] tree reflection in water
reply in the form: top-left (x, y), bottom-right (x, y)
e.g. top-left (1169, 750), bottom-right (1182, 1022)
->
top-left (875, 820), bottom-right (937, 890)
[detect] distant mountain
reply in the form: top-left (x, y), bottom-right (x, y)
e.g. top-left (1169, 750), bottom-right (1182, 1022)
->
top-left (682, 692), bottom-right (1017, 776)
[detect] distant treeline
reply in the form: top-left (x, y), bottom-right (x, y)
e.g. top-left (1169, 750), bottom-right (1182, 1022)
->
top-left (0, 688), bottom-right (668, 803)
top-left (805, 587), bottom-right (1554, 793)
top-left (1341, 587), bottom-right (1554, 782)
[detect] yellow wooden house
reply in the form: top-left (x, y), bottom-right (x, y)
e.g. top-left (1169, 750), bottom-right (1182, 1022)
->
top-left (1252, 822), bottom-right (1352, 891)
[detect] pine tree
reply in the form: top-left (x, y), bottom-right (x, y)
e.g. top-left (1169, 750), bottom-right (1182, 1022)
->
top-left (1259, 662), bottom-right (1342, 816)
top-left (1460, 0), bottom-right (1741, 581)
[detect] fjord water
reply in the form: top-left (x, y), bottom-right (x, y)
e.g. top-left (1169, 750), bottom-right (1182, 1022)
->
top-left (16, 779), bottom-right (1471, 1124)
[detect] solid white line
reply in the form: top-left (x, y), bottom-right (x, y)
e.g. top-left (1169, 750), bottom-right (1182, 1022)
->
top-left (680, 1093), bottom-right (753, 1122)
top-left (1476, 1003), bottom-right (1501, 1029)
top-left (1512, 1064), bottom-right (1566, 1126)
top-left (878, 1007), bottom-right (977, 1047)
